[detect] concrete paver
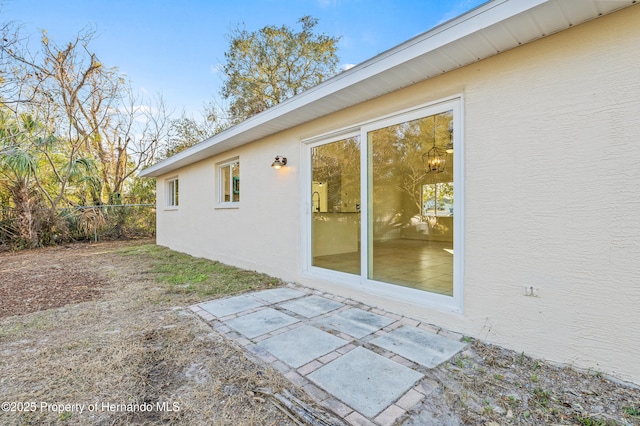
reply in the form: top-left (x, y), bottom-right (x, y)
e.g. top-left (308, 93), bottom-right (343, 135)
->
top-left (194, 287), bottom-right (466, 424)
top-left (279, 295), bottom-right (344, 318)
top-left (256, 325), bottom-right (348, 368)
top-left (371, 326), bottom-right (466, 368)
top-left (308, 347), bottom-right (423, 418)
top-left (224, 308), bottom-right (298, 339)
top-left (251, 287), bottom-right (306, 304)
top-left (314, 307), bottom-right (395, 339)
top-left (199, 294), bottom-right (264, 317)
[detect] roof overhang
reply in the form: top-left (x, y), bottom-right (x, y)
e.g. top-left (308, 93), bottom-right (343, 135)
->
top-left (141, 0), bottom-right (636, 177)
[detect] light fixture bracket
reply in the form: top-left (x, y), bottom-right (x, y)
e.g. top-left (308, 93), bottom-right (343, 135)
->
top-left (271, 155), bottom-right (287, 169)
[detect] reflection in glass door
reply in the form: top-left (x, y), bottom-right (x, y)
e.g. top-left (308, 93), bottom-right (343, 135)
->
top-left (367, 112), bottom-right (454, 295)
top-left (311, 137), bottom-right (361, 275)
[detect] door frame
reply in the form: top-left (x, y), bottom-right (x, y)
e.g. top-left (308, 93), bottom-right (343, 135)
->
top-left (301, 95), bottom-right (464, 313)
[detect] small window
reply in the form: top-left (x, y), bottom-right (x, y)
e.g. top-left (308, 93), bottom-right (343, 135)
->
top-left (167, 177), bottom-right (179, 208)
top-left (218, 159), bottom-right (240, 206)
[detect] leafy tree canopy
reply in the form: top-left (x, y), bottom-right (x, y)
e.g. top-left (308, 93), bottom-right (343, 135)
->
top-left (221, 16), bottom-right (340, 124)
top-left (163, 101), bottom-right (227, 159)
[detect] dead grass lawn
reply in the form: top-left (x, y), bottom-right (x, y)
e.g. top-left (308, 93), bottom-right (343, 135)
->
top-left (0, 240), bottom-right (300, 425)
top-left (1, 240), bottom-right (639, 426)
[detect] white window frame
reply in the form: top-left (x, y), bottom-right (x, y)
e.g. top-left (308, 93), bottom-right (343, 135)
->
top-left (166, 176), bottom-right (179, 209)
top-left (301, 95), bottom-right (464, 313)
top-left (217, 158), bottom-right (240, 208)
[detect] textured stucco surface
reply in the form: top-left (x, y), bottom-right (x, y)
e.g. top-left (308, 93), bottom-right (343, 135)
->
top-left (155, 6), bottom-right (640, 384)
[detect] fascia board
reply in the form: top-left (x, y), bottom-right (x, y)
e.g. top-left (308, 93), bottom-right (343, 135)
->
top-left (142, 0), bottom-right (632, 178)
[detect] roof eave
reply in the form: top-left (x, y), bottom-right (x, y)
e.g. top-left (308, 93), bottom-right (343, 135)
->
top-left (140, 0), bottom-right (636, 178)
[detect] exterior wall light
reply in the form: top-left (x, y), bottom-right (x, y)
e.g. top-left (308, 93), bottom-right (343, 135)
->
top-left (271, 155), bottom-right (287, 169)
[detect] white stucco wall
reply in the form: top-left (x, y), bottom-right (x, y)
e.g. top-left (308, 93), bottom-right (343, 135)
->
top-left (155, 6), bottom-right (640, 384)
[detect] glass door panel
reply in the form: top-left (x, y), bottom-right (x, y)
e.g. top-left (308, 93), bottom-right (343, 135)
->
top-left (311, 137), bottom-right (361, 274)
top-left (367, 112), bottom-right (454, 296)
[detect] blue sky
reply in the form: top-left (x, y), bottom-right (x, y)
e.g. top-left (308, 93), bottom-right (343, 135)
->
top-left (3, 0), bottom-right (486, 117)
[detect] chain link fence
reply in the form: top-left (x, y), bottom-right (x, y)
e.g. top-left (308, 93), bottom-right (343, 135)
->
top-left (0, 204), bottom-right (155, 250)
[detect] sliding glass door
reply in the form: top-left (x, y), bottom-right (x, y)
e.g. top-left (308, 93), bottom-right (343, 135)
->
top-left (310, 136), bottom-right (361, 275)
top-left (367, 111), bottom-right (454, 296)
top-left (306, 99), bottom-right (461, 303)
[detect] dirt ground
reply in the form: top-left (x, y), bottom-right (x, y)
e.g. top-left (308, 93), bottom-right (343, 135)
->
top-left (0, 240), bottom-right (303, 425)
top-left (1, 241), bottom-right (639, 425)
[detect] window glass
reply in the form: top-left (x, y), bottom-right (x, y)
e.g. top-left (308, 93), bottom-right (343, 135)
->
top-left (232, 162), bottom-right (240, 203)
top-left (219, 160), bottom-right (240, 205)
top-left (310, 137), bottom-right (361, 275)
top-left (167, 178), bottom-right (179, 207)
top-left (368, 111), bottom-right (454, 296)
top-left (221, 164), bottom-right (231, 202)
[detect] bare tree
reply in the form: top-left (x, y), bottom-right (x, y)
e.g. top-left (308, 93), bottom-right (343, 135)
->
top-left (164, 100), bottom-right (227, 158)
top-left (1, 25), bottom-right (168, 246)
top-left (1, 27), bottom-right (167, 205)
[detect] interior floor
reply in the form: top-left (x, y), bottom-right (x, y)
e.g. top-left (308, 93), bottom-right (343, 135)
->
top-left (313, 239), bottom-right (453, 296)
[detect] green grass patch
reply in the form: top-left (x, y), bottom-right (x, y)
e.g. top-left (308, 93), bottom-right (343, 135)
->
top-left (532, 387), bottom-right (550, 408)
top-left (575, 416), bottom-right (618, 426)
top-left (624, 406), bottom-right (640, 417)
top-left (0, 315), bottom-right (54, 342)
top-left (116, 244), bottom-right (283, 300)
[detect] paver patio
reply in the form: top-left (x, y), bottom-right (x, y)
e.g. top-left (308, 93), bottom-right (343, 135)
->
top-left (193, 284), bottom-right (467, 425)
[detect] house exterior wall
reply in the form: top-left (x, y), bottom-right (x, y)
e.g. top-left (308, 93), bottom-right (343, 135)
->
top-left (155, 6), bottom-right (640, 384)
